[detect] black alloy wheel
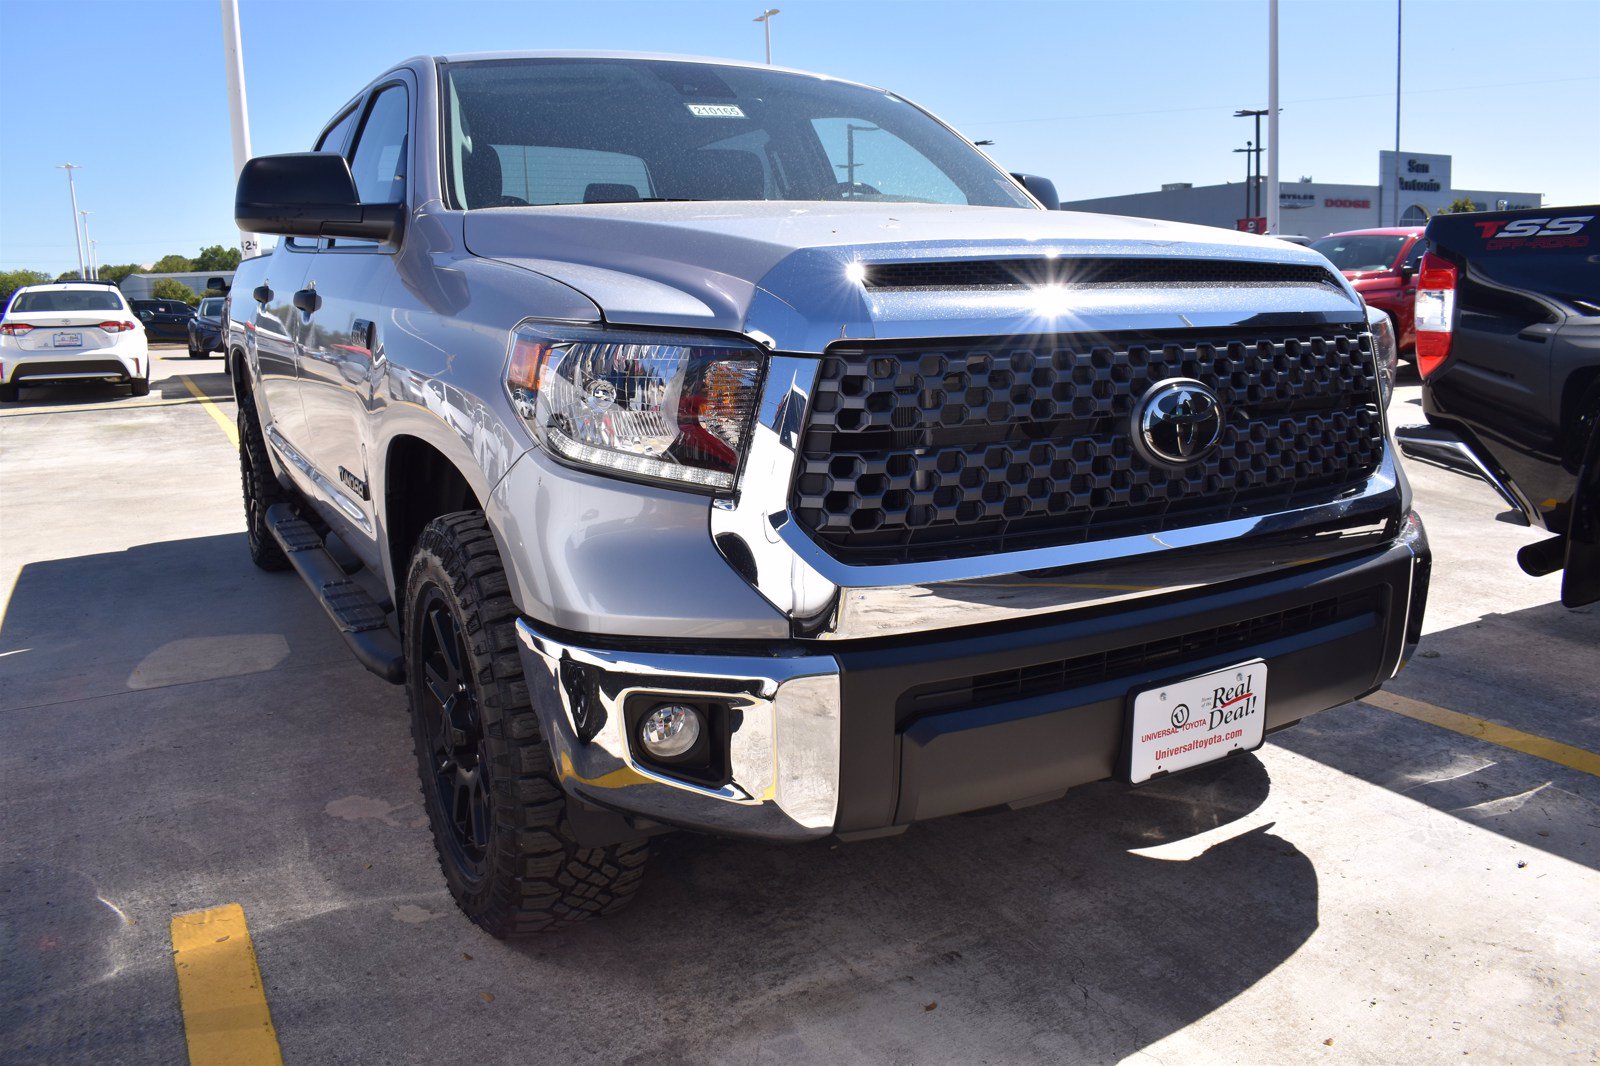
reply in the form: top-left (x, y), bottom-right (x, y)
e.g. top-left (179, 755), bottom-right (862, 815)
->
top-left (414, 584), bottom-right (491, 877)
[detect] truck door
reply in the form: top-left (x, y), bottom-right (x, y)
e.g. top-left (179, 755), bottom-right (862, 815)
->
top-left (251, 248), bottom-right (311, 449)
top-left (290, 78), bottom-right (412, 560)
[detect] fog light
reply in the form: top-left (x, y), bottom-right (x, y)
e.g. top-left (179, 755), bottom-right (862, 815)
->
top-left (639, 704), bottom-right (701, 759)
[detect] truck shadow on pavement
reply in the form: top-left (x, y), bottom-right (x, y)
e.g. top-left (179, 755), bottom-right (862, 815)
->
top-left (1276, 599), bottom-right (1600, 872)
top-left (512, 755), bottom-right (1315, 1062)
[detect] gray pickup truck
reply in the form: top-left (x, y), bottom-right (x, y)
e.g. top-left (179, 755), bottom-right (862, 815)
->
top-left (227, 51), bottom-right (1429, 937)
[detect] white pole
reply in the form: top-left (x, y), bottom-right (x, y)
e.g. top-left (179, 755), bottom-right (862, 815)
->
top-left (58, 164), bottom-right (87, 279)
top-left (80, 211), bottom-right (95, 278)
top-left (220, 0), bottom-right (259, 257)
top-left (90, 240), bottom-right (99, 280)
top-left (1393, 0), bottom-right (1403, 225)
top-left (1266, 0), bottom-right (1280, 235)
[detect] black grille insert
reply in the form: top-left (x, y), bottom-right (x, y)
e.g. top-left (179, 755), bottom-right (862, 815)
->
top-left (792, 328), bottom-right (1384, 563)
top-left (900, 590), bottom-right (1379, 721)
top-left (861, 258), bottom-right (1340, 292)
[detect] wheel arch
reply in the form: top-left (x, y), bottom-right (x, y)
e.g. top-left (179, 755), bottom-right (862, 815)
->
top-left (382, 432), bottom-right (488, 612)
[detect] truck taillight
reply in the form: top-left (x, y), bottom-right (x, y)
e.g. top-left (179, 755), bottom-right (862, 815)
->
top-left (1414, 251), bottom-right (1457, 379)
top-left (0, 323), bottom-right (35, 336)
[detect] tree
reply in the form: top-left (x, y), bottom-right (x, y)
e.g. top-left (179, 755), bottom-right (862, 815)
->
top-left (1, 269), bottom-right (52, 307)
top-left (192, 245), bottom-right (242, 271)
top-left (56, 270), bottom-right (83, 282)
top-left (96, 263), bottom-right (143, 286)
top-left (150, 278), bottom-right (197, 303)
top-left (150, 254), bottom-right (193, 273)
top-left (1439, 197), bottom-right (1481, 214)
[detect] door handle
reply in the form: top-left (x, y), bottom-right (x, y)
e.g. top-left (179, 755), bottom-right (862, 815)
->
top-left (293, 287), bottom-right (322, 315)
top-left (253, 284), bottom-right (272, 304)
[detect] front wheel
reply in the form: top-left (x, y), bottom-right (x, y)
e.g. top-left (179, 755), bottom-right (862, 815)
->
top-left (404, 512), bottom-right (650, 937)
top-left (237, 391), bottom-right (289, 571)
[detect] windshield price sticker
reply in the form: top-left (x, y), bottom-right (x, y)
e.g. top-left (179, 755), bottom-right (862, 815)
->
top-left (686, 103), bottom-right (747, 118)
top-left (1127, 660), bottom-right (1267, 783)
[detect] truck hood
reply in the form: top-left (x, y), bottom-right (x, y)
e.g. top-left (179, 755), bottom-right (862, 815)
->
top-left (463, 201), bottom-right (1361, 345)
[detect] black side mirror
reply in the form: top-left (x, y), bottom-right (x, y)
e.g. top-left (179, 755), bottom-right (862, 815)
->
top-left (1010, 172), bottom-right (1061, 211)
top-left (1398, 263), bottom-right (1417, 281)
top-left (235, 153), bottom-right (403, 243)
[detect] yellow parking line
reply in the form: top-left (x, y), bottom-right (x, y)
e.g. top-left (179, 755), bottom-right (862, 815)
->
top-left (179, 376), bottom-right (239, 448)
top-left (169, 904), bottom-right (284, 1066)
top-left (1363, 690), bottom-right (1600, 779)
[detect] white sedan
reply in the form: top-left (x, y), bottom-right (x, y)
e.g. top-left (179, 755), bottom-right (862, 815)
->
top-left (0, 282), bottom-right (151, 401)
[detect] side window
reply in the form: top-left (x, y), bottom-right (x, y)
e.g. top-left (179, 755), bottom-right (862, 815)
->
top-left (315, 106), bottom-right (359, 154)
top-left (291, 106), bottom-right (363, 249)
top-left (810, 117), bottom-right (966, 204)
top-left (348, 84), bottom-right (409, 205)
top-left (1402, 242), bottom-right (1425, 273)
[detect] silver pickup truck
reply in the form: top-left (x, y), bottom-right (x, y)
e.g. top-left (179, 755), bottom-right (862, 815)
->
top-left (227, 51), bottom-right (1429, 937)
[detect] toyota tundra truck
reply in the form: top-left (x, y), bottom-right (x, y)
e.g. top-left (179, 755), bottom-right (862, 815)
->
top-left (226, 51), bottom-right (1429, 936)
top-left (1396, 205), bottom-right (1599, 606)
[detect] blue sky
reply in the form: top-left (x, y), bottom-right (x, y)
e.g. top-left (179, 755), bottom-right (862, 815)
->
top-left (1, 0), bottom-right (1595, 275)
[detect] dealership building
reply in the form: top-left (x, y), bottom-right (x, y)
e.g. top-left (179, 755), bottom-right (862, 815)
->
top-left (1061, 151), bottom-right (1542, 239)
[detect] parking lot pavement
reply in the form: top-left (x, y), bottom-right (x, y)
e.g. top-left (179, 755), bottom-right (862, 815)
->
top-left (1, 354), bottom-right (1596, 1063)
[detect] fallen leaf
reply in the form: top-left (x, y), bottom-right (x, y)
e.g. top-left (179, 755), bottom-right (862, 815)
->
top-left (463, 953), bottom-right (474, 961)
top-left (480, 992), bottom-right (495, 1003)
top-left (1324, 1038), bottom-right (1334, 1046)
top-left (924, 1002), bottom-right (937, 1012)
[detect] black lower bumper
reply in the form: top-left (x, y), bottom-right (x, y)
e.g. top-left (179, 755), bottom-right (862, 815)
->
top-left (830, 535), bottom-right (1428, 834)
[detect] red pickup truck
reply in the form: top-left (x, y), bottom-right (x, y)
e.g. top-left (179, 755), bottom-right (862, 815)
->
top-left (1311, 227), bottom-right (1426, 358)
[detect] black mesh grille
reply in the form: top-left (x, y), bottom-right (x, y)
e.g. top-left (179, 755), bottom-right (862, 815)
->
top-left (900, 590), bottom-right (1379, 720)
top-left (861, 258), bottom-right (1340, 292)
top-left (791, 328), bottom-right (1384, 562)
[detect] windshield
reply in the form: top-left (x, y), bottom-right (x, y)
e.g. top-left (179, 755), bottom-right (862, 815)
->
top-left (9, 289), bottom-right (124, 313)
top-left (1310, 234), bottom-right (1408, 273)
top-left (442, 58), bottom-right (1032, 209)
top-left (198, 298), bottom-right (224, 317)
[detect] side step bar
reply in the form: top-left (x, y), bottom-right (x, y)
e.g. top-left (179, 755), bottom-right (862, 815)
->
top-left (265, 503), bottom-right (405, 683)
top-left (1393, 424), bottom-right (1530, 525)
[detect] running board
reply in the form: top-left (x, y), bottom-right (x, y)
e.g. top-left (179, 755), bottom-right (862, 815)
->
top-left (1393, 424), bottom-right (1530, 525)
top-left (265, 503), bottom-right (405, 683)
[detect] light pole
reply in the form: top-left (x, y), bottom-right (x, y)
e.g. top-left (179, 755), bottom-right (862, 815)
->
top-left (80, 211), bottom-right (96, 279)
top-left (753, 8), bottom-right (779, 65)
top-left (838, 123), bottom-right (881, 191)
top-left (1392, 0), bottom-right (1403, 226)
top-left (221, 0), bottom-right (259, 256)
top-left (57, 163), bottom-right (87, 280)
top-left (1233, 109), bottom-right (1268, 220)
top-left (1267, 0), bottom-right (1280, 234)
top-left (1233, 143), bottom-right (1256, 224)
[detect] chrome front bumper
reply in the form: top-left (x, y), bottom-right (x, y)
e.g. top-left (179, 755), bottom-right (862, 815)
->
top-left (517, 515), bottom-right (1429, 843)
top-left (516, 620), bottom-right (843, 842)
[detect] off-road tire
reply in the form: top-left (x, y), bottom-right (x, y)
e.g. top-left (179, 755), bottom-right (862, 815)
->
top-left (237, 391), bottom-right (289, 571)
top-left (404, 512), bottom-right (649, 937)
top-left (130, 376), bottom-right (150, 397)
top-left (0, 383), bottom-right (17, 403)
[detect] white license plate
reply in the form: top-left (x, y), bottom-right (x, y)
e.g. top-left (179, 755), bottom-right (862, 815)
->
top-left (54, 332), bottom-right (83, 347)
top-left (1126, 660), bottom-right (1267, 783)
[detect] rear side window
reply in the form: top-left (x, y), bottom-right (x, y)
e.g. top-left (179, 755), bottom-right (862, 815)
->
top-left (11, 290), bottom-right (124, 313)
top-left (349, 84), bottom-right (409, 205)
top-left (1310, 235), bottom-right (1409, 272)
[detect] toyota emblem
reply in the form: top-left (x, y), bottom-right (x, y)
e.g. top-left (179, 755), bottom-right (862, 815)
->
top-left (1134, 378), bottom-right (1224, 467)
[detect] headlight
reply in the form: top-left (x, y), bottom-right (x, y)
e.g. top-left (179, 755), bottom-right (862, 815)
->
top-left (506, 323), bottom-right (764, 492)
top-left (1365, 304), bottom-right (1397, 408)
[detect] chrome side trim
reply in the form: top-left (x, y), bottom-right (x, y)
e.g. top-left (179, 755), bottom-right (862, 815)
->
top-left (712, 353), bottom-right (1406, 640)
top-left (515, 619), bottom-right (841, 841)
top-left (264, 424), bottom-right (375, 535)
top-left (1393, 424), bottom-right (1530, 524)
